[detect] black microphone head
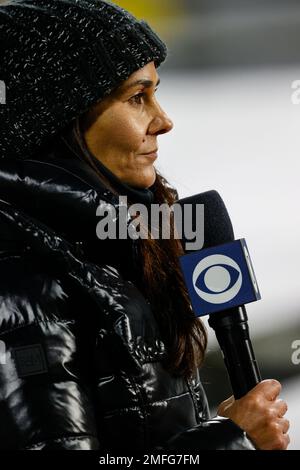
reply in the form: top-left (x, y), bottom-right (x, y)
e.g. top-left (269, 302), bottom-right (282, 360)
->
top-left (176, 190), bottom-right (234, 252)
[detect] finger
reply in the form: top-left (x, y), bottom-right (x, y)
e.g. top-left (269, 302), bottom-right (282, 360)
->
top-left (275, 399), bottom-right (288, 418)
top-left (282, 433), bottom-right (290, 449)
top-left (217, 395), bottom-right (235, 416)
top-left (251, 379), bottom-right (282, 401)
top-left (224, 395), bottom-right (235, 405)
top-left (271, 431), bottom-right (290, 450)
top-left (278, 418), bottom-right (290, 434)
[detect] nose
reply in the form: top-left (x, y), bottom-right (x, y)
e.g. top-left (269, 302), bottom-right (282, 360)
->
top-left (148, 102), bottom-right (174, 136)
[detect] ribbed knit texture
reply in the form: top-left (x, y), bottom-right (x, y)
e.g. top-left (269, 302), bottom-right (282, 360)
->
top-left (0, 0), bottom-right (167, 160)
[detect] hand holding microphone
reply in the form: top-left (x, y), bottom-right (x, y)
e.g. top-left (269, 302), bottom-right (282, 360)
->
top-left (176, 190), bottom-right (289, 450)
top-left (218, 379), bottom-right (290, 450)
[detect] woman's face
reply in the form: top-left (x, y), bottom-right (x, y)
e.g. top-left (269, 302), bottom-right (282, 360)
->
top-left (82, 62), bottom-right (173, 188)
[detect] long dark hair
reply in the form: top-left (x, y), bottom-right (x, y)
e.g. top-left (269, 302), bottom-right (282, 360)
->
top-left (57, 117), bottom-right (207, 379)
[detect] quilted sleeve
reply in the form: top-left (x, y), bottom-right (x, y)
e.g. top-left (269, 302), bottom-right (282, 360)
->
top-left (0, 253), bottom-right (100, 450)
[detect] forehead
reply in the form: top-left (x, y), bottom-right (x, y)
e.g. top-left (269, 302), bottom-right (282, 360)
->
top-left (86, 62), bottom-right (160, 115)
top-left (119, 62), bottom-right (159, 90)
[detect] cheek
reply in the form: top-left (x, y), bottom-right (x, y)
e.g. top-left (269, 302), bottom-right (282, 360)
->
top-left (106, 111), bottom-right (146, 152)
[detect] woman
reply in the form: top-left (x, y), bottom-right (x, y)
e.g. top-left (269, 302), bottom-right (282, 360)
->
top-left (0, 0), bottom-right (289, 451)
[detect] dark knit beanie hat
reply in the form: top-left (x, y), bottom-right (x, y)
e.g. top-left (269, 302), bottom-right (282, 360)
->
top-left (0, 0), bottom-right (167, 160)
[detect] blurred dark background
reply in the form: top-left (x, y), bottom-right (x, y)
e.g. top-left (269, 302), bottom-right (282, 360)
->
top-left (117, 0), bottom-right (300, 69)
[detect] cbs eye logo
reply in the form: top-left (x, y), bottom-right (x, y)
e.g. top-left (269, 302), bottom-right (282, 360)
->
top-left (192, 254), bottom-right (243, 304)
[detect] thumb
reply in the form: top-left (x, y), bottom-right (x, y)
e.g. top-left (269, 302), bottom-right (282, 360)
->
top-left (248, 379), bottom-right (281, 401)
top-left (217, 395), bottom-right (235, 417)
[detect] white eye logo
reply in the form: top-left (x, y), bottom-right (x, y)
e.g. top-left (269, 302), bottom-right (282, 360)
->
top-left (192, 254), bottom-right (242, 304)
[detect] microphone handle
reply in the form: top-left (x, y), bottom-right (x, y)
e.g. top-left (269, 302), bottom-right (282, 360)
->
top-left (208, 306), bottom-right (261, 399)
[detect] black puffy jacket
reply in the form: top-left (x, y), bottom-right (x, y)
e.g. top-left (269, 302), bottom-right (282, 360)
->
top-left (0, 152), bottom-right (255, 451)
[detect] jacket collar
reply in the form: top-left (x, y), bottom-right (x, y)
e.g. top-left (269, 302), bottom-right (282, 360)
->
top-left (0, 153), bottom-right (150, 284)
top-left (0, 154), bottom-right (121, 243)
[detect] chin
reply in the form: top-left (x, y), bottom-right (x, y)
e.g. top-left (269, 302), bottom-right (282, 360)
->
top-left (131, 170), bottom-right (156, 189)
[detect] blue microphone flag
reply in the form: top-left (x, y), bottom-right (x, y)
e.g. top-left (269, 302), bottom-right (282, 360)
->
top-left (179, 239), bottom-right (261, 317)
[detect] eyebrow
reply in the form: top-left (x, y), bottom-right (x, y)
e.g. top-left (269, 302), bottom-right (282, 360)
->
top-left (121, 77), bottom-right (161, 92)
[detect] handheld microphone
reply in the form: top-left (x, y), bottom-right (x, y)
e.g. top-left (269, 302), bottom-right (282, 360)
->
top-left (175, 191), bottom-right (261, 399)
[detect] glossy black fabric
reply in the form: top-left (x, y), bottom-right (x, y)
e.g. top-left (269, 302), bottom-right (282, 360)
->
top-left (0, 150), bottom-right (255, 451)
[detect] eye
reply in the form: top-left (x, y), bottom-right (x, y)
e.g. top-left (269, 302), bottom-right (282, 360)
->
top-left (129, 92), bottom-right (145, 106)
top-left (129, 88), bottom-right (159, 106)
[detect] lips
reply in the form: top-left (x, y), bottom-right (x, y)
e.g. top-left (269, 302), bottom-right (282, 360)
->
top-left (138, 150), bottom-right (158, 162)
top-left (141, 149), bottom-right (158, 155)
